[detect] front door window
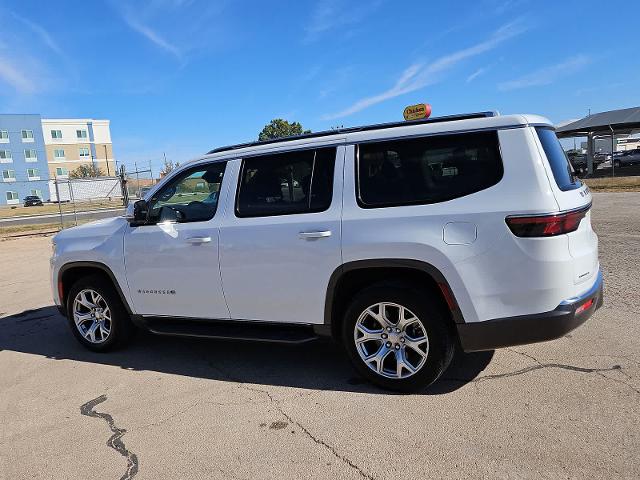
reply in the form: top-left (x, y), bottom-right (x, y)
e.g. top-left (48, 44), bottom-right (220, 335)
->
top-left (148, 162), bottom-right (226, 223)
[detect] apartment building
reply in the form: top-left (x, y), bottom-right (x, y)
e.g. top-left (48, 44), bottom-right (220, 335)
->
top-left (0, 114), bottom-right (51, 204)
top-left (42, 118), bottom-right (115, 178)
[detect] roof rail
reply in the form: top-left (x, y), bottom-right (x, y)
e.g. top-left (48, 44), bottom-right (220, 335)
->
top-left (207, 111), bottom-right (497, 154)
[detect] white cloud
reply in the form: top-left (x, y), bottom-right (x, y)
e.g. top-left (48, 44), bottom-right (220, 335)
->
top-left (122, 9), bottom-right (182, 59)
top-left (498, 55), bottom-right (591, 91)
top-left (323, 19), bottom-right (528, 119)
top-left (466, 66), bottom-right (490, 83)
top-left (10, 12), bottom-right (63, 57)
top-left (305, 0), bottom-right (383, 42)
top-left (0, 55), bottom-right (38, 94)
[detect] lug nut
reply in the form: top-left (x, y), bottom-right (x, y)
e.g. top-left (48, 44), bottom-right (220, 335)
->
top-left (385, 341), bottom-right (392, 348)
top-left (381, 333), bottom-right (388, 339)
top-left (395, 328), bottom-right (401, 333)
top-left (387, 327), bottom-right (392, 332)
top-left (394, 344), bottom-right (400, 350)
top-left (400, 337), bottom-right (405, 343)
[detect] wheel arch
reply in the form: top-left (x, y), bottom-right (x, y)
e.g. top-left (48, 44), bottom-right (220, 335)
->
top-left (58, 262), bottom-right (133, 315)
top-left (324, 259), bottom-right (464, 340)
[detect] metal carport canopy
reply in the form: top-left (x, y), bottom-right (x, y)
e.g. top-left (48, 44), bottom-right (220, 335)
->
top-left (556, 106), bottom-right (640, 138)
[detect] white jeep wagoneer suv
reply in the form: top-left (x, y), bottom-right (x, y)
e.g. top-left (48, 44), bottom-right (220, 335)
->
top-left (50, 112), bottom-right (602, 391)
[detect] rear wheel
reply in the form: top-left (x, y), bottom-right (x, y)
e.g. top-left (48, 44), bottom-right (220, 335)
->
top-left (66, 275), bottom-right (136, 352)
top-left (342, 284), bottom-right (455, 392)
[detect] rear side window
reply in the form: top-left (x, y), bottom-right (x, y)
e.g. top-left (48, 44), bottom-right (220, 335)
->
top-left (236, 147), bottom-right (336, 217)
top-left (536, 127), bottom-right (581, 191)
top-left (357, 131), bottom-right (503, 208)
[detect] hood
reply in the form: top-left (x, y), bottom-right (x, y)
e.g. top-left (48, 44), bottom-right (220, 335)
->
top-left (53, 216), bottom-right (128, 244)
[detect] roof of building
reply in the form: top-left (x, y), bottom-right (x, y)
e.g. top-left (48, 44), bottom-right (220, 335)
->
top-left (556, 106), bottom-right (640, 137)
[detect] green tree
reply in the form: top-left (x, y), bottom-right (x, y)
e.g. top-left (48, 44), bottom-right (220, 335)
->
top-left (258, 119), bottom-right (311, 141)
top-left (69, 164), bottom-right (105, 178)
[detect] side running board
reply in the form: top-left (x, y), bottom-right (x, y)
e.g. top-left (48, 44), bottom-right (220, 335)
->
top-left (141, 317), bottom-right (320, 344)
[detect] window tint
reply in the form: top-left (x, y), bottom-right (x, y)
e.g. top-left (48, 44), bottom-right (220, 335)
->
top-left (536, 127), bottom-right (581, 191)
top-left (236, 147), bottom-right (336, 217)
top-left (357, 131), bottom-right (503, 208)
top-left (148, 162), bottom-right (226, 224)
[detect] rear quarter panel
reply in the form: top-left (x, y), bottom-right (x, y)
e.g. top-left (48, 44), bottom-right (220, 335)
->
top-left (341, 128), bottom-right (562, 323)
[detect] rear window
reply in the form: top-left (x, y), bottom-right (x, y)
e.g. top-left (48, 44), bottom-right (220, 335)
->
top-left (536, 127), bottom-right (581, 191)
top-left (357, 131), bottom-right (503, 208)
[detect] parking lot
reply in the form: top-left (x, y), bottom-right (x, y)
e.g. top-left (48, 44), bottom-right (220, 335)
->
top-left (1, 192), bottom-right (638, 479)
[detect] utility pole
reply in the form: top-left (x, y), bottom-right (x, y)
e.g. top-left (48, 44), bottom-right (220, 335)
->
top-left (104, 145), bottom-right (110, 176)
top-left (54, 175), bottom-right (63, 228)
top-left (134, 161), bottom-right (141, 198)
top-left (119, 165), bottom-right (129, 206)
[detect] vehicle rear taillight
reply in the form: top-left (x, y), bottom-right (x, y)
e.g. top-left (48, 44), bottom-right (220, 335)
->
top-left (505, 205), bottom-right (590, 238)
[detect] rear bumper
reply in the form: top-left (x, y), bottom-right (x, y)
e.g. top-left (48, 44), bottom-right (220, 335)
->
top-left (457, 270), bottom-right (603, 352)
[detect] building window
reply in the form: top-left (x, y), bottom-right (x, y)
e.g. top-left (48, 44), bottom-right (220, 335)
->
top-left (6, 191), bottom-right (19, 204)
top-left (54, 148), bottom-right (65, 159)
top-left (21, 129), bottom-right (34, 141)
top-left (56, 167), bottom-right (68, 176)
top-left (76, 129), bottom-right (88, 139)
top-left (27, 168), bottom-right (40, 179)
top-left (51, 130), bottom-right (62, 139)
top-left (2, 169), bottom-right (16, 181)
top-left (0, 130), bottom-right (8, 141)
top-left (30, 189), bottom-right (42, 197)
top-left (0, 150), bottom-right (12, 163)
top-left (79, 147), bottom-right (90, 158)
top-left (24, 149), bottom-right (38, 162)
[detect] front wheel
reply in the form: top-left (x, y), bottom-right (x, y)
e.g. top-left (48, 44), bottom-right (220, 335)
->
top-left (342, 284), bottom-right (455, 392)
top-left (66, 274), bottom-right (136, 352)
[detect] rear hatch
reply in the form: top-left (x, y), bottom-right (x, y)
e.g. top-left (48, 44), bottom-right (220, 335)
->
top-left (535, 127), bottom-right (598, 286)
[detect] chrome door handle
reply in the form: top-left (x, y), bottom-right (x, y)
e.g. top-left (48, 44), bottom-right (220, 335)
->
top-left (299, 230), bottom-right (332, 239)
top-left (186, 236), bottom-right (212, 245)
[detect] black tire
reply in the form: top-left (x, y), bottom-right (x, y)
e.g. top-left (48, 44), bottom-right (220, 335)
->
top-left (66, 274), bottom-right (136, 352)
top-left (341, 283), bottom-right (455, 392)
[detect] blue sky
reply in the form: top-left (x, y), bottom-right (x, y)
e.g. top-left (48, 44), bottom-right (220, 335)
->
top-left (0, 0), bottom-right (638, 173)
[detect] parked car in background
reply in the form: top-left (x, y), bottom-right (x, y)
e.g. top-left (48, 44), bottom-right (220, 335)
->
top-left (568, 153), bottom-right (602, 174)
top-left (613, 149), bottom-right (640, 168)
top-left (23, 195), bottom-right (43, 207)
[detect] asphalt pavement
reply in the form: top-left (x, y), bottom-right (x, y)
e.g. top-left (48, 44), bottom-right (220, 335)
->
top-left (0, 192), bottom-right (638, 479)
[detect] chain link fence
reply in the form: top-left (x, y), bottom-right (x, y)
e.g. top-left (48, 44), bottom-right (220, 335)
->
top-left (0, 164), bottom-right (165, 235)
top-left (0, 176), bottom-right (126, 233)
top-left (122, 165), bottom-right (157, 202)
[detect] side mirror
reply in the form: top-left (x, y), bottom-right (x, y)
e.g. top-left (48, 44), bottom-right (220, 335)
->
top-left (130, 199), bottom-right (149, 225)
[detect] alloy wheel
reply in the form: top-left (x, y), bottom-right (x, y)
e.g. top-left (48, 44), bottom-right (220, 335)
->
top-left (354, 302), bottom-right (429, 379)
top-left (73, 289), bottom-right (112, 344)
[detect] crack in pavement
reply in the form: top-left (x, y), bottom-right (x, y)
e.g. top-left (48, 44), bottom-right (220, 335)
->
top-left (483, 348), bottom-right (640, 395)
top-left (473, 362), bottom-right (622, 383)
top-left (240, 384), bottom-right (375, 480)
top-left (206, 362), bottom-right (375, 480)
top-left (80, 395), bottom-right (139, 480)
